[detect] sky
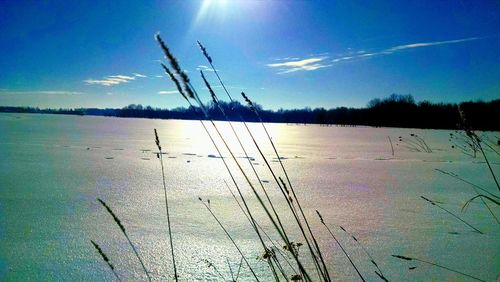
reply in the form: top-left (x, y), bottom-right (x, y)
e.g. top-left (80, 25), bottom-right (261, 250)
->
top-left (0, 0), bottom-right (499, 110)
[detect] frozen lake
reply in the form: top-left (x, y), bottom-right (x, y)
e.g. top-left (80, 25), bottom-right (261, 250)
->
top-left (0, 113), bottom-right (498, 281)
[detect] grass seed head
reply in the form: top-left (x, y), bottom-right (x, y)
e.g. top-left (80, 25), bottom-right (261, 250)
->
top-left (156, 33), bottom-right (182, 75)
top-left (241, 92), bottom-right (256, 113)
top-left (197, 40), bottom-right (213, 64)
top-left (156, 33), bottom-right (193, 100)
top-left (98, 198), bottom-right (126, 233)
top-left (392, 254), bottom-right (413, 261)
top-left (315, 210), bottom-right (324, 224)
top-left (420, 196), bottom-right (435, 205)
top-left (200, 70), bottom-right (218, 104)
top-left (161, 63), bottom-right (189, 101)
top-left (91, 240), bottom-right (114, 270)
top-left (154, 129), bottom-right (162, 151)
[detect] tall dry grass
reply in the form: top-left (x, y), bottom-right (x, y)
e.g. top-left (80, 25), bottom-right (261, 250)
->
top-left (89, 33), bottom-right (499, 281)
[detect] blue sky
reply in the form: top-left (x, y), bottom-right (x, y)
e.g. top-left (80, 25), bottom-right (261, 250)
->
top-left (0, 0), bottom-right (499, 110)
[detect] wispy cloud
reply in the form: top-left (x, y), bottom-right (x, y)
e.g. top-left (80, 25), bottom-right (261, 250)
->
top-left (332, 56), bottom-right (354, 63)
top-left (158, 90), bottom-right (178, 95)
top-left (268, 37), bottom-right (483, 74)
top-left (84, 74), bottom-right (137, 86)
top-left (386, 37), bottom-right (479, 52)
top-left (330, 36), bottom-right (481, 65)
top-left (133, 73), bottom-right (147, 78)
top-left (0, 89), bottom-right (83, 95)
top-left (267, 56), bottom-right (331, 74)
top-left (197, 65), bottom-right (218, 72)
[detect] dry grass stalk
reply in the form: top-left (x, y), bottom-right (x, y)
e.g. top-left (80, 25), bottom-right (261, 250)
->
top-left (458, 108), bottom-right (499, 191)
top-left (204, 259), bottom-right (228, 282)
top-left (316, 210), bottom-right (365, 282)
top-left (392, 255), bottom-right (485, 281)
top-left (194, 40), bottom-right (328, 281)
top-left (199, 197), bottom-right (261, 281)
top-left (97, 198), bottom-right (152, 282)
top-left (154, 129), bottom-right (178, 281)
top-left (336, 225), bottom-right (388, 281)
top-left (223, 180), bottom-right (300, 277)
top-left (90, 240), bottom-right (122, 281)
top-left (161, 63), bottom-right (189, 101)
top-left (159, 35), bottom-right (313, 281)
top-left (201, 67), bottom-right (307, 278)
top-left (242, 91), bottom-right (330, 281)
top-left (388, 136), bottom-right (394, 156)
top-left (420, 196), bottom-right (483, 234)
top-left (434, 168), bottom-right (499, 223)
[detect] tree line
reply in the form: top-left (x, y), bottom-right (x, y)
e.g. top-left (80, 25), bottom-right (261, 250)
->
top-left (1, 94), bottom-right (498, 130)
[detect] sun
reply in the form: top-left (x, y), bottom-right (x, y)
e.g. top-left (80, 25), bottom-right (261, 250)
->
top-left (194, 0), bottom-right (230, 25)
top-left (203, 0), bottom-right (228, 6)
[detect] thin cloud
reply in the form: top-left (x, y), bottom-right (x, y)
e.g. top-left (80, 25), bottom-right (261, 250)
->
top-left (331, 36), bottom-right (482, 65)
top-left (0, 90), bottom-right (83, 95)
top-left (84, 74), bottom-right (137, 86)
top-left (332, 56), bottom-right (353, 62)
top-left (270, 36), bottom-right (484, 72)
top-left (133, 73), bottom-right (147, 78)
top-left (267, 57), bottom-right (331, 74)
top-left (387, 37), bottom-right (479, 52)
top-left (158, 90), bottom-right (178, 95)
top-left (197, 65), bottom-right (217, 72)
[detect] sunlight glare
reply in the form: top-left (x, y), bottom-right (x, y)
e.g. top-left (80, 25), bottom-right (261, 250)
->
top-left (194, 0), bottom-right (234, 26)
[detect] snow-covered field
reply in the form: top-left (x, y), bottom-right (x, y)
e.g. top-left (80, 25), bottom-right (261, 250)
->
top-left (1, 113), bottom-right (498, 281)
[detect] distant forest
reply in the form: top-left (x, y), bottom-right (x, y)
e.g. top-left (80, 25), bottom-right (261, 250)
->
top-left (1, 94), bottom-right (498, 130)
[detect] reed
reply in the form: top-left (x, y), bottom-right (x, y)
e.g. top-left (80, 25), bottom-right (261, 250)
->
top-left (449, 131), bottom-right (480, 158)
top-left (392, 255), bottom-right (485, 281)
top-left (396, 133), bottom-right (432, 153)
top-left (97, 198), bottom-right (152, 282)
top-left (456, 109), bottom-right (499, 191)
top-left (222, 180), bottom-right (300, 276)
top-left (388, 136), bottom-right (394, 156)
top-left (201, 69), bottom-right (289, 247)
top-left (154, 128), bottom-right (178, 281)
top-left (241, 91), bottom-right (331, 281)
top-left (278, 176), bottom-right (329, 281)
top-left (90, 240), bottom-right (122, 281)
top-left (336, 225), bottom-right (388, 281)
top-left (233, 256), bottom-right (244, 282)
top-left (226, 258), bottom-right (235, 282)
top-left (462, 194), bottom-right (500, 211)
top-left (197, 40), bottom-right (329, 280)
top-left (204, 259), bottom-right (228, 282)
top-left (158, 34), bottom-right (313, 281)
top-left (199, 197), bottom-right (261, 281)
top-left (434, 168), bottom-right (499, 223)
top-left (420, 196), bottom-right (483, 234)
top-left (316, 210), bottom-right (365, 282)
top-left (160, 58), bottom-right (277, 280)
top-left (89, 33), bottom-right (498, 281)
top-left (200, 68), bottom-right (324, 280)
top-left (434, 169), bottom-right (499, 199)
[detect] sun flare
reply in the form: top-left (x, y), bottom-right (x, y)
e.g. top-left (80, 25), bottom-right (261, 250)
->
top-left (194, 0), bottom-right (232, 26)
